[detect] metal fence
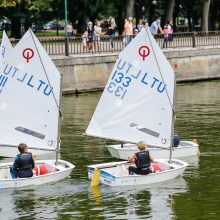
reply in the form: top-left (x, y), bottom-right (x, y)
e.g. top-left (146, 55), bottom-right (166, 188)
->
top-left (9, 31), bottom-right (220, 56)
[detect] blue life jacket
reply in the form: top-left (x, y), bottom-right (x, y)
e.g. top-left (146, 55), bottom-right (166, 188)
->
top-left (18, 152), bottom-right (33, 170)
top-left (135, 151), bottom-right (150, 169)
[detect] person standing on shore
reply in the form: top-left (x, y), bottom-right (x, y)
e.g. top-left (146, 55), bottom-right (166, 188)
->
top-left (150, 17), bottom-right (163, 36)
top-left (67, 21), bottom-right (73, 37)
top-left (124, 17), bottom-right (133, 46)
top-left (108, 18), bottom-right (116, 50)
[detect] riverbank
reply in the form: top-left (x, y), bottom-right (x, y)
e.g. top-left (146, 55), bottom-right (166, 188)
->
top-left (52, 46), bottom-right (220, 94)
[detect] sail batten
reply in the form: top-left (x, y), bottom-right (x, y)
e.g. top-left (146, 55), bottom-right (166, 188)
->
top-left (86, 28), bottom-right (175, 148)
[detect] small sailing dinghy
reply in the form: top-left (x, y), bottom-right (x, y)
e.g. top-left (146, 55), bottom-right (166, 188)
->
top-left (0, 31), bottom-right (53, 157)
top-left (0, 29), bottom-right (74, 189)
top-left (89, 29), bottom-right (198, 161)
top-left (107, 140), bottom-right (198, 160)
top-left (86, 28), bottom-right (189, 186)
top-left (0, 31), bottom-right (13, 67)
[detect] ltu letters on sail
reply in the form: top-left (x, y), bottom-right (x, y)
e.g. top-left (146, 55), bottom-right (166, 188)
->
top-left (106, 58), bottom-right (166, 99)
top-left (0, 63), bottom-right (52, 96)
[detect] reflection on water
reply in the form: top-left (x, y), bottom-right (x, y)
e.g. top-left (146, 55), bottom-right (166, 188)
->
top-left (1, 81), bottom-right (220, 219)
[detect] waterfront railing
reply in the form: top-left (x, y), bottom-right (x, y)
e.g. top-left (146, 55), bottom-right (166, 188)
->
top-left (9, 31), bottom-right (220, 56)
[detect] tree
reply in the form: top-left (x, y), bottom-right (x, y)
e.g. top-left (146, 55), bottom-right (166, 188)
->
top-left (164, 0), bottom-right (175, 23)
top-left (202, 0), bottom-right (211, 31)
top-left (125, 0), bottom-right (135, 18)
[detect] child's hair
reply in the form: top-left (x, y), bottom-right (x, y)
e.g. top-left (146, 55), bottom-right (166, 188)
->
top-left (82, 31), bottom-right (88, 37)
top-left (18, 143), bottom-right (28, 153)
top-left (137, 141), bottom-right (147, 150)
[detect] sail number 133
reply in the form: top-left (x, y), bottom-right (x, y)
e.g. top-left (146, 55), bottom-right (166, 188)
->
top-left (107, 70), bottom-right (132, 99)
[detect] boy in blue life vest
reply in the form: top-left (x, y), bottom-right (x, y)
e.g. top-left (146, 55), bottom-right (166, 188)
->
top-left (10, 143), bottom-right (35, 178)
top-left (128, 141), bottom-right (154, 175)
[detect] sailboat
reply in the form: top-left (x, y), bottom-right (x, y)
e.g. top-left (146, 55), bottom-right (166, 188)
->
top-left (0, 29), bottom-right (74, 189)
top-left (86, 28), bottom-right (189, 186)
top-left (0, 31), bottom-right (13, 67)
top-left (0, 31), bottom-right (54, 157)
top-left (90, 30), bottom-right (198, 161)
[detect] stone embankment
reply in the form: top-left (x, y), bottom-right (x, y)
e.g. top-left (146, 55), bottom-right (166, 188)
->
top-left (52, 46), bottom-right (220, 94)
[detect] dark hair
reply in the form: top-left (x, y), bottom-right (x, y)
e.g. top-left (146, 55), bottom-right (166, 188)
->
top-left (18, 143), bottom-right (27, 153)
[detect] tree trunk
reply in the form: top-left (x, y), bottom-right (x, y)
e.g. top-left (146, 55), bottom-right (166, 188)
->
top-left (10, 17), bottom-right (21, 39)
top-left (173, 0), bottom-right (181, 32)
top-left (125, 0), bottom-right (135, 18)
top-left (164, 0), bottom-right (175, 23)
top-left (202, 0), bottom-right (211, 32)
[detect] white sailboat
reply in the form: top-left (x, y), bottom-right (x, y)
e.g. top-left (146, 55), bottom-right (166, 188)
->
top-left (0, 31), bottom-right (13, 67)
top-left (0, 29), bottom-right (74, 189)
top-left (0, 31), bottom-right (54, 157)
top-left (86, 28), bottom-right (189, 186)
top-left (90, 30), bottom-right (198, 160)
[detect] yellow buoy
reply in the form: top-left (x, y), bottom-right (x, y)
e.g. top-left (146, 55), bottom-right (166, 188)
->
top-left (192, 139), bottom-right (200, 157)
top-left (90, 168), bottom-right (100, 187)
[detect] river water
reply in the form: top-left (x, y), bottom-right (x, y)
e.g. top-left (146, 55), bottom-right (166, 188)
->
top-left (1, 81), bottom-right (220, 219)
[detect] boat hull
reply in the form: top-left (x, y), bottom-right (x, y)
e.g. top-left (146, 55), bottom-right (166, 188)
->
top-left (0, 159), bottom-right (74, 189)
top-left (88, 159), bottom-right (188, 186)
top-left (106, 141), bottom-right (199, 160)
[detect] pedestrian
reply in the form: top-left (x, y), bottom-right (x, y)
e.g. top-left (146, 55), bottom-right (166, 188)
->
top-left (93, 21), bottom-right (102, 53)
top-left (137, 18), bottom-right (143, 32)
top-left (134, 29), bottom-right (139, 36)
top-left (67, 21), bottom-right (73, 37)
top-left (162, 25), bottom-right (170, 48)
top-left (108, 18), bottom-right (116, 51)
top-left (124, 16), bottom-right (133, 46)
top-left (150, 17), bottom-right (163, 36)
top-left (143, 19), bottom-right (150, 31)
top-left (31, 23), bottom-right (37, 34)
top-left (166, 20), bottom-right (173, 42)
top-left (87, 21), bottom-right (94, 52)
top-left (20, 24), bottom-right (25, 37)
top-left (122, 18), bottom-right (127, 45)
top-left (82, 31), bottom-right (88, 52)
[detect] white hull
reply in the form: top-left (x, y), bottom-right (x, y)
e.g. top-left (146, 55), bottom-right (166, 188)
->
top-left (0, 159), bottom-right (74, 189)
top-left (0, 146), bottom-right (53, 158)
top-left (88, 159), bottom-right (188, 186)
top-left (107, 141), bottom-right (199, 160)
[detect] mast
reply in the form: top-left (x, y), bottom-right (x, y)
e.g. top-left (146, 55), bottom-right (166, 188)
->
top-left (169, 73), bottom-right (176, 163)
top-left (55, 75), bottom-right (63, 165)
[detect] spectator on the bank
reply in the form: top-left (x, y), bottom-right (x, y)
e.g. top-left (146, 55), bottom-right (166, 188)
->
top-left (150, 17), bottom-right (163, 36)
top-left (67, 21), bottom-right (73, 37)
top-left (31, 23), bottom-right (37, 34)
top-left (134, 29), bottom-right (139, 36)
top-left (137, 18), bottom-right (143, 32)
top-left (82, 31), bottom-right (88, 52)
top-left (20, 24), bottom-right (25, 37)
top-left (162, 25), bottom-right (170, 48)
top-left (167, 20), bottom-right (173, 41)
top-left (108, 18), bottom-right (116, 50)
top-left (94, 21), bottom-right (102, 53)
top-left (143, 19), bottom-right (150, 31)
top-left (124, 16), bottom-right (133, 46)
top-left (122, 18), bottom-right (127, 45)
top-left (87, 21), bottom-right (94, 52)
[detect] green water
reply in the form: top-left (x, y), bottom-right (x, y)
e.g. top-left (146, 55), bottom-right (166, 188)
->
top-left (1, 81), bottom-right (220, 219)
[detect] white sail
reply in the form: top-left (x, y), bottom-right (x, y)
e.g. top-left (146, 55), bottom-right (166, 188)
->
top-left (0, 29), bottom-right (61, 150)
top-left (0, 31), bottom-right (13, 66)
top-left (86, 28), bottom-right (175, 147)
